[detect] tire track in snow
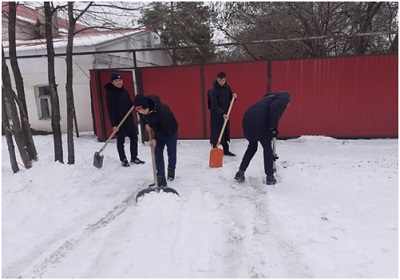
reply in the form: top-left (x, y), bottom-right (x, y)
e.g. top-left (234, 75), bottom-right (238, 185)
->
top-left (18, 187), bottom-right (141, 278)
top-left (226, 177), bottom-right (312, 278)
top-left (251, 178), bottom-right (313, 278)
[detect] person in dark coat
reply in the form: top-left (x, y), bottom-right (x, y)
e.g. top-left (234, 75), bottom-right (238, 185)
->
top-left (208, 72), bottom-right (237, 156)
top-left (105, 73), bottom-right (145, 167)
top-left (234, 91), bottom-right (291, 185)
top-left (133, 94), bottom-right (178, 187)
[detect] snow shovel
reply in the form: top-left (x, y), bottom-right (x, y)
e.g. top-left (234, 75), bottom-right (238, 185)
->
top-left (272, 137), bottom-right (278, 172)
top-left (135, 130), bottom-right (179, 202)
top-left (209, 98), bottom-right (235, 168)
top-left (93, 105), bottom-right (135, 168)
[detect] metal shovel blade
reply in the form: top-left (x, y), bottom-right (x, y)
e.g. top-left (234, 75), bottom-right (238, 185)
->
top-left (93, 151), bottom-right (104, 169)
top-left (136, 186), bottom-right (179, 202)
top-left (209, 147), bottom-right (224, 168)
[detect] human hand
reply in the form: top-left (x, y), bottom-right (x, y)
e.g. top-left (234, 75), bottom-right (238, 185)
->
top-left (233, 93), bottom-right (237, 99)
top-left (145, 124), bottom-right (151, 132)
top-left (150, 139), bottom-right (156, 147)
top-left (113, 126), bottom-right (119, 133)
top-left (271, 128), bottom-right (279, 138)
top-left (223, 114), bottom-right (229, 120)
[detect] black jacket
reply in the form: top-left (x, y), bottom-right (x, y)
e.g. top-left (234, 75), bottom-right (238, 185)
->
top-left (137, 95), bottom-right (178, 141)
top-left (242, 91), bottom-right (291, 141)
top-left (105, 83), bottom-right (136, 135)
top-left (209, 79), bottom-right (234, 144)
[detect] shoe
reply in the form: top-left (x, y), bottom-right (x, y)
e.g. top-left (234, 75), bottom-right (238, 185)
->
top-left (131, 158), bottom-right (145, 164)
top-left (266, 175), bottom-right (277, 185)
top-left (234, 170), bottom-right (245, 182)
top-left (224, 151), bottom-right (236, 156)
top-left (121, 159), bottom-right (130, 167)
top-left (157, 176), bottom-right (168, 188)
top-left (167, 169), bottom-right (175, 181)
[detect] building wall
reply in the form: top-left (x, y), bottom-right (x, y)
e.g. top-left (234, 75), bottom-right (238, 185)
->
top-left (5, 35), bottom-right (172, 134)
top-left (6, 54), bottom-right (99, 133)
top-left (138, 54), bottom-right (397, 139)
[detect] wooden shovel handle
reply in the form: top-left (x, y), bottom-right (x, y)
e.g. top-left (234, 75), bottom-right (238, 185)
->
top-left (99, 105), bottom-right (135, 153)
top-left (216, 98), bottom-right (235, 147)
top-left (148, 130), bottom-right (158, 187)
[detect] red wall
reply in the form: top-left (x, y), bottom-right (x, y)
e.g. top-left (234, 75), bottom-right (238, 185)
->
top-left (271, 55), bottom-right (398, 138)
top-left (140, 61), bottom-right (268, 139)
top-left (141, 66), bottom-right (204, 139)
top-left (91, 55), bottom-right (397, 140)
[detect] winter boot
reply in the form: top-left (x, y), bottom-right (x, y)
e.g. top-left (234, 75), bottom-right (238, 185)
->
top-left (224, 151), bottom-right (236, 156)
top-left (234, 170), bottom-right (245, 182)
top-left (266, 175), bottom-right (277, 185)
top-left (167, 168), bottom-right (175, 181)
top-left (121, 159), bottom-right (130, 167)
top-left (157, 176), bottom-right (168, 188)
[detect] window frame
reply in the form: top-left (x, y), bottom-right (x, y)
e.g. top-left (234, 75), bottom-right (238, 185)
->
top-left (35, 85), bottom-right (52, 120)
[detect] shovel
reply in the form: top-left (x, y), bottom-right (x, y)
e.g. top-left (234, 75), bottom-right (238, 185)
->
top-left (272, 137), bottom-right (278, 172)
top-left (93, 105), bottom-right (135, 168)
top-left (136, 130), bottom-right (179, 202)
top-left (209, 98), bottom-right (235, 168)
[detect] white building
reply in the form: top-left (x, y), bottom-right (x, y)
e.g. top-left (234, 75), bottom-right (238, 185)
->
top-left (2, 4), bottom-right (172, 133)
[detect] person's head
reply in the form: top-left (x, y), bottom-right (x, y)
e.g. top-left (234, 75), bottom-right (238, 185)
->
top-left (133, 94), bottom-right (151, 115)
top-left (216, 72), bottom-right (227, 86)
top-left (110, 73), bottom-right (123, 88)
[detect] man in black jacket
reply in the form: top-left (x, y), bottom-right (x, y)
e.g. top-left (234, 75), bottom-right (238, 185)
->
top-left (105, 73), bottom-right (144, 167)
top-left (234, 91), bottom-right (291, 185)
top-left (208, 72), bottom-right (237, 156)
top-left (133, 94), bottom-right (178, 187)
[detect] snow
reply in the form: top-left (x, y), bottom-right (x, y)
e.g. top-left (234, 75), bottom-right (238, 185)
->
top-left (2, 133), bottom-right (398, 278)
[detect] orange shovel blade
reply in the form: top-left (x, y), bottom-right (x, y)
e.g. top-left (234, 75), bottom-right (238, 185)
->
top-left (209, 147), bottom-right (224, 168)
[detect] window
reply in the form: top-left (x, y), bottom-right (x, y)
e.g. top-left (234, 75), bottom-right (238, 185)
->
top-left (36, 86), bottom-right (51, 119)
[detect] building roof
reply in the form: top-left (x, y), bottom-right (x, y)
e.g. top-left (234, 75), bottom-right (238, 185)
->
top-left (2, 3), bottom-right (152, 56)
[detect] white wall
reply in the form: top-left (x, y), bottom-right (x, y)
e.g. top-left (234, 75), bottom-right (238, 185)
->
top-left (5, 32), bottom-right (172, 134)
top-left (6, 54), bottom-right (94, 133)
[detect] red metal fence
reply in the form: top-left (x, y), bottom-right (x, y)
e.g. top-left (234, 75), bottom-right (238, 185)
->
top-left (91, 54), bottom-right (398, 141)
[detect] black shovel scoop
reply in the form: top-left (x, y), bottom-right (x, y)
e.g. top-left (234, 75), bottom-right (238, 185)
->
top-left (136, 131), bottom-right (179, 202)
top-left (93, 105), bottom-right (135, 168)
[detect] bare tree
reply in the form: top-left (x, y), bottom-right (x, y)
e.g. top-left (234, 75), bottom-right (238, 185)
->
top-left (44, 1), bottom-right (63, 163)
top-left (65, 2), bottom-right (93, 164)
top-left (209, 2), bottom-right (398, 61)
top-left (2, 46), bottom-right (32, 171)
top-left (2, 89), bottom-right (19, 173)
top-left (7, 2), bottom-right (38, 161)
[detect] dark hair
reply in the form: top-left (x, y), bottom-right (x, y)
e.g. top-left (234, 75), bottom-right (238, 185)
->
top-left (216, 72), bottom-right (226, 79)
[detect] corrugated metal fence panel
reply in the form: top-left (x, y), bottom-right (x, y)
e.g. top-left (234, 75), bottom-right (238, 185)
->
top-left (271, 55), bottom-right (398, 138)
top-left (141, 65), bottom-right (204, 139)
top-left (203, 61), bottom-right (268, 138)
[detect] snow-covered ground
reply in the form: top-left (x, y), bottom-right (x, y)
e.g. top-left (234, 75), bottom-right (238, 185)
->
top-left (2, 133), bottom-right (398, 278)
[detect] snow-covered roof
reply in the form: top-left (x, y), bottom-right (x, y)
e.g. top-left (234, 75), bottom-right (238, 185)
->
top-left (3, 29), bottom-right (150, 52)
top-left (2, 3), bottom-right (152, 56)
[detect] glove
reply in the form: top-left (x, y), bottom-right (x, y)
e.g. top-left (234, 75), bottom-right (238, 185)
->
top-left (271, 128), bottom-right (279, 138)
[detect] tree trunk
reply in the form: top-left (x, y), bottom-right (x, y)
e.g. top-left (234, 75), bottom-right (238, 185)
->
top-left (2, 47), bottom-right (32, 170)
top-left (355, 3), bottom-right (383, 55)
top-left (44, 2), bottom-right (63, 163)
top-left (66, 2), bottom-right (76, 164)
top-left (2, 91), bottom-right (19, 173)
top-left (8, 2), bottom-right (38, 161)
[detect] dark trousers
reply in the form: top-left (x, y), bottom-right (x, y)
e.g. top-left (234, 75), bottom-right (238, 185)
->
top-left (116, 131), bottom-right (138, 161)
top-left (154, 131), bottom-right (178, 177)
top-left (239, 138), bottom-right (274, 176)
